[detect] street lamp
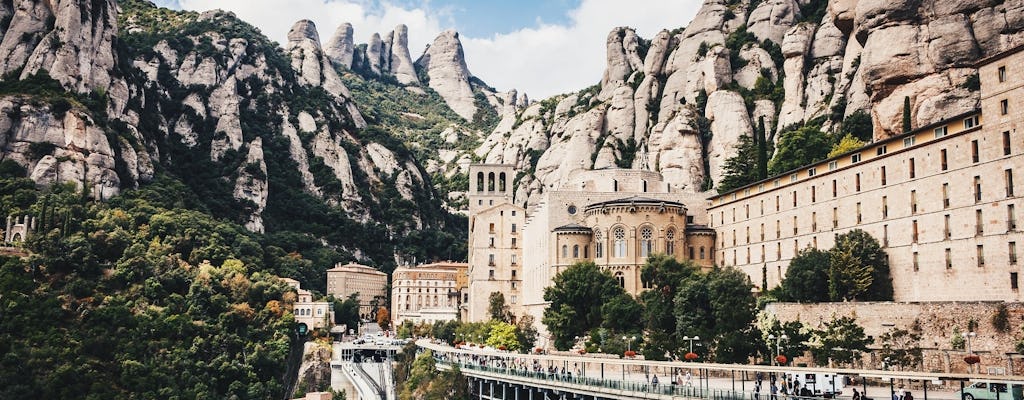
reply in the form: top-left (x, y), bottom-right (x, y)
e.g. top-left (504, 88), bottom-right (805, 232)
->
top-left (683, 336), bottom-right (701, 353)
top-left (966, 331), bottom-right (977, 354)
top-left (767, 334), bottom-right (789, 365)
top-left (623, 335), bottom-right (637, 352)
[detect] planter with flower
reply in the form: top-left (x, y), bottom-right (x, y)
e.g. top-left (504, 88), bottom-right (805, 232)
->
top-left (776, 355), bottom-right (788, 365)
top-left (964, 354), bottom-right (981, 365)
top-left (684, 352), bottom-right (699, 361)
top-left (624, 350), bottom-right (637, 358)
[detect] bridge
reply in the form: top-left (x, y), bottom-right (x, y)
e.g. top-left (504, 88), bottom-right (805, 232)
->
top-left (418, 340), bottom-right (1024, 400)
top-left (331, 341), bottom-right (403, 400)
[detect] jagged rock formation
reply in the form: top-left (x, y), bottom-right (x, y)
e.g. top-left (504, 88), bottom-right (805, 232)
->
top-left (343, 24), bottom-right (420, 86)
top-left (325, 22), bottom-right (355, 69)
top-left (474, 0), bottom-right (1024, 208)
top-left (0, 0), bottom-right (446, 258)
top-left (416, 29), bottom-right (478, 120)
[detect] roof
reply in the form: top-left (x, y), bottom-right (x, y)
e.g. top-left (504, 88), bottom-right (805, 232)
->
top-left (974, 44), bottom-right (1024, 67)
top-left (326, 262), bottom-right (387, 275)
top-left (585, 196), bottom-right (687, 209)
top-left (552, 223), bottom-right (593, 233)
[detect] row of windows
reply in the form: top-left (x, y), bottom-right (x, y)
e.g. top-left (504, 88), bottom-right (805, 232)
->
top-left (722, 239), bottom-right (1019, 270)
top-left (294, 307), bottom-right (324, 317)
top-left (718, 166), bottom-right (1017, 227)
top-left (721, 202), bottom-right (1018, 250)
top-left (714, 124), bottom-right (1015, 224)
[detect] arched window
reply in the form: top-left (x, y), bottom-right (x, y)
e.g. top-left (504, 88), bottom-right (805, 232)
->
top-left (476, 172), bottom-right (484, 192)
top-left (594, 230), bottom-right (604, 258)
top-left (666, 229), bottom-right (676, 255)
top-left (562, 245), bottom-right (568, 259)
top-left (700, 246), bottom-right (706, 259)
top-left (487, 172), bottom-right (495, 191)
top-left (615, 271), bottom-right (625, 288)
top-left (573, 245), bottom-right (580, 258)
top-left (613, 227), bottom-right (627, 258)
top-left (642, 180), bottom-right (648, 192)
top-left (499, 172), bottom-right (506, 192)
top-left (640, 227), bottom-right (654, 257)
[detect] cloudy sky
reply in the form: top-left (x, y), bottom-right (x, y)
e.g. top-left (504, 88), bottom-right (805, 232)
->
top-left (152, 0), bottom-right (703, 99)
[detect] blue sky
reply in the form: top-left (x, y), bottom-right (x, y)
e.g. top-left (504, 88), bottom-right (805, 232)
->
top-left (149, 0), bottom-right (702, 98)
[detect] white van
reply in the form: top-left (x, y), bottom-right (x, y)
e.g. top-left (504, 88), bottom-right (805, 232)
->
top-left (797, 373), bottom-right (845, 397)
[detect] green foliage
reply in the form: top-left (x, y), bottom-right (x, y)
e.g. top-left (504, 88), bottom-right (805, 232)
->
top-left (832, 229), bottom-right (893, 301)
top-left (488, 291), bottom-right (512, 323)
top-left (725, 25), bottom-right (757, 71)
top-left (757, 315), bottom-right (810, 363)
top-left (717, 135), bottom-right (761, 193)
top-left (485, 322), bottom-right (521, 351)
top-left (828, 134), bottom-right (866, 158)
top-left (674, 266), bottom-right (759, 363)
top-left (333, 293), bottom-right (361, 332)
top-left (993, 303), bottom-right (1011, 333)
top-left (542, 261), bottom-right (626, 350)
top-left (639, 255), bottom-right (700, 359)
top-left (962, 73), bottom-right (981, 91)
top-left (515, 315), bottom-right (540, 351)
top-left (697, 41), bottom-right (710, 58)
top-left (779, 248), bottom-right (831, 302)
top-left (951, 326), bottom-right (966, 350)
top-left (808, 315), bottom-right (871, 366)
top-left (768, 124), bottom-right (832, 176)
top-left (878, 326), bottom-right (923, 370)
top-left (756, 116), bottom-right (769, 180)
top-left (797, 0), bottom-right (829, 24)
top-left (828, 247), bottom-right (872, 301)
top-left (840, 111), bottom-right (874, 142)
top-left (615, 137), bottom-right (638, 168)
top-left (902, 96), bottom-right (912, 133)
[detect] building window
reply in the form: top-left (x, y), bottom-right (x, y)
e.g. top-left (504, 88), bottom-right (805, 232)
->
top-left (909, 158), bottom-right (916, 179)
top-left (511, 254), bottom-right (517, 265)
top-left (1001, 99), bottom-right (1009, 115)
top-left (761, 245), bottom-right (766, 262)
top-left (1011, 242), bottom-right (1018, 265)
top-left (911, 190), bottom-right (917, 214)
top-left (856, 202), bottom-right (862, 224)
top-left (584, 245), bottom-right (589, 258)
top-left (666, 229), bottom-right (676, 255)
top-left (776, 220), bottom-right (781, 238)
top-left (1013, 272), bottom-right (1019, 291)
top-left (999, 65), bottom-right (1007, 82)
top-left (832, 180), bottom-right (837, 197)
top-left (615, 272), bottom-right (624, 288)
top-left (883, 225), bottom-right (889, 247)
top-left (1007, 169), bottom-right (1015, 197)
top-left (572, 244), bottom-right (580, 258)
top-left (511, 223), bottom-right (517, 233)
top-left (489, 237), bottom-right (495, 247)
top-left (689, 246), bottom-right (695, 259)
top-left (732, 230), bottom-right (737, 246)
top-left (792, 191), bottom-right (797, 207)
top-left (594, 230), bottom-right (604, 258)
top-left (613, 227), bottom-right (626, 258)
top-left (877, 145), bottom-right (887, 156)
top-left (1005, 131), bottom-right (1013, 155)
top-left (965, 116), bottom-right (979, 129)
top-left (613, 180), bottom-right (618, 191)
top-left (977, 209), bottom-right (985, 236)
top-left (760, 224), bottom-right (765, 241)
top-left (793, 216), bottom-right (798, 235)
top-left (851, 153), bottom-right (861, 163)
top-left (978, 245), bottom-right (985, 267)
top-left (488, 254), bottom-right (495, 266)
top-left (776, 196), bottom-right (780, 211)
top-left (812, 186), bottom-right (816, 203)
top-left (975, 176), bottom-right (982, 203)
top-left (912, 252), bottom-right (919, 272)
top-left (881, 166), bottom-right (887, 185)
top-left (941, 149), bottom-right (948, 170)
top-left (488, 223), bottom-right (495, 233)
top-left (945, 248), bottom-right (952, 269)
top-left (944, 214), bottom-right (951, 240)
top-left (807, 167), bottom-right (816, 177)
top-left (829, 160), bottom-right (837, 171)
top-left (640, 227), bottom-right (654, 257)
top-left (512, 237), bottom-right (517, 248)
top-left (904, 137), bottom-right (916, 147)
top-left (790, 173), bottom-right (798, 183)
top-left (700, 246), bottom-right (706, 259)
top-left (972, 140), bottom-right (980, 163)
top-left (912, 220), bottom-right (919, 243)
top-left (776, 243), bottom-right (781, 260)
top-left (935, 126), bottom-right (948, 138)
top-left (1009, 204), bottom-right (1017, 231)
top-left (882, 196), bottom-right (888, 219)
top-left (943, 183), bottom-right (950, 208)
top-left (856, 174), bottom-right (861, 192)
top-left (812, 212), bottom-right (818, 232)
top-left (833, 208), bottom-right (839, 229)
top-left (561, 245), bottom-right (568, 259)
top-left (489, 269), bottom-right (495, 279)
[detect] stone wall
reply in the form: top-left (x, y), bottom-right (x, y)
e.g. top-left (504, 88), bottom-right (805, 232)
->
top-left (765, 302), bottom-right (1024, 375)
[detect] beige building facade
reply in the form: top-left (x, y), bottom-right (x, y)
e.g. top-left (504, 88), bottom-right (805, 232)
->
top-left (466, 164), bottom-right (526, 323)
top-left (282, 278), bottom-right (334, 330)
top-left (708, 46), bottom-right (1024, 301)
top-left (391, 262), bottom-right (468, 326)
top-left (325, 262), bottom-right (388, 318)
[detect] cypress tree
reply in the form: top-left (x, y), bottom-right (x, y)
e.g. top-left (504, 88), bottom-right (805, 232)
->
top-left (756, 116), bottom-right (768, 180)
top-left (902, 96), bottom-right (912, 133)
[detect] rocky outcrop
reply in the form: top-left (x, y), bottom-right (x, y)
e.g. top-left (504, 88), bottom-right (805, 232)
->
top-left (234, 137), bottom-right (268, 233)
top-left (387, 25), bottom-right (420, 85)
top-left (325, 22), bottom-right (355, 69)
top-left (415, 30), bottom-right (478, 120)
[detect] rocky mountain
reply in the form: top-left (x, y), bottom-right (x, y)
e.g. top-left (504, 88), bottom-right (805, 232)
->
top-left (473, 0), bottom-right (1024, 208)
top-left (0, 0), bottom-right (466, 273)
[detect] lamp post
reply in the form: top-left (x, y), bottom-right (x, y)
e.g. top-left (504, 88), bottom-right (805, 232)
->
top-left (623, 335), bottom-right (637, 352)
top-left (683, 336), bottom-right (701, 353)
top-left (768, 334), bottom-right (789, 365)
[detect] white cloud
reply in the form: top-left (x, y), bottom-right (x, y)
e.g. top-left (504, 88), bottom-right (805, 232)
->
top-left (174, 0), bottom-right (703, 99)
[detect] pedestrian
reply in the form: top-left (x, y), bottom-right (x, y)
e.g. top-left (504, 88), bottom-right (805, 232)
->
top-left (853, 387), bottom-right (862, 400)
top-left (905, 392), bottom-right (914, 400)
top-left (686, 370), bottom-right (693, 386)
top-left (653, 374), bottom-right (659, 388)
top-left (675, 370), bottom-right (683, 385)
top-left (771, 382), bottom-right (779, 400)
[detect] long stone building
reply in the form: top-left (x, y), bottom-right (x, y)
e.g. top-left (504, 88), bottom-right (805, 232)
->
top-left (391, 261), bottom-right (468, 326)
top-left (708, 46), bottom-right (1024, 301)
top-left (325, 262), bottom-right (388, 318)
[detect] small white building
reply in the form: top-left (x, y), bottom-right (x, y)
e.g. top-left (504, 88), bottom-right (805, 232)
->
top-left (281, 278), bottom-right (334, 330)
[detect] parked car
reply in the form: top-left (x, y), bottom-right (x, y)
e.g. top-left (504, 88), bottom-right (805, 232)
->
top-left (962, 382), bottom-right (1024, 400)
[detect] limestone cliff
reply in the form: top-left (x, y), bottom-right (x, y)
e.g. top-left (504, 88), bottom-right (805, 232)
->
top-left (473, 0), bottom-right (1024, 207)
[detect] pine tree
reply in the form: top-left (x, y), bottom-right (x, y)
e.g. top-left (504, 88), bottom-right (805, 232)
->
top-left (902, 96), bottom-right (912, 133)
top-left (716, 135), bottom-right (760, 193)
top-left (756, 116), bottom-right (768, 180)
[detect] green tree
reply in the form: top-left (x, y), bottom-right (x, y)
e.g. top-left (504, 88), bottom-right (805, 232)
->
top-left (828, 248), bottom-right (872, 301)
top-left (542, 261), bottom-right (625, 350)
top-left (878, 326), bottom-right (923, 370)
top-left (768, 125), bottom-right (832, 176)
top-left (717, 135), bottom-right (761, 193)
top-left (828, 134), bottom-right (867, 158)
top-left (781, 248), bottom-right (831, 302)
top-left (808, 315), bottom-right (871, 366)
top-left (674, 266), bottom-right (758, 363)
top-left (332, 293), bottom-right (361, 332)
top-left (485, 322), bottom-right (521, 351)
top-left (488, 292), bottom-right (512, 322)
top-left (515, 314), bottom-right (539, 351)
top-left (832, 229), bottom-right (893, 301)
top-left (756, 116), bottom-right (769, 180)
top-left (758, 315), bottom-right (811, 364)
top-left (639, 255), bottom-right (699, 358)
top-left (601, 292), bottom-right (644, 333)
top-left (902, 96), bottom-right (912, 133)
top-left (840, 110), bottom-right (873, 142)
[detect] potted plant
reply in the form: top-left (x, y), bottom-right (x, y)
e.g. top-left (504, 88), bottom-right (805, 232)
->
top-left (624, 350), bottom-right (637, 358)
top-left (498, 345), bottom-right (507, 351)
top-left (776, 355), bottom-right (788, 365)
top-left (535, 347), bottom-right (544, 354)
top-left (685, 352), bottom-right (699, 361)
